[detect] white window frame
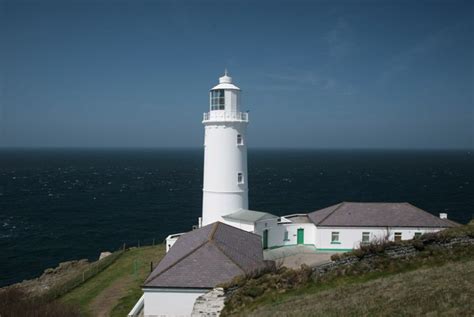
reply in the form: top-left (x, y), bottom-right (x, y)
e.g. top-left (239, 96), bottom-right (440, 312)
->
top-left (394, 232), bottom-right (402, 242)
top-left (331, 232), bottom-right (340, 244)
top-left (237, 134), bottom-right (243, 145)
top-left (210, 90), bottom-right (225, 111)
top-left (237, 172), bottom-right (244, 184)
top-left (362, 232), bottom-right (370, 244)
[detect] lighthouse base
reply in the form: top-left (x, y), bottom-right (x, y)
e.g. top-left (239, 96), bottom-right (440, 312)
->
top-left (202, 190), bottom-right (248, 226)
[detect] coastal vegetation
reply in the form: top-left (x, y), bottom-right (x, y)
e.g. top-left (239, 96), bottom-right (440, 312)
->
top-left (60, 244), bottom-right (165, 316)
top-left (0, 244), bottom-right (165, 317)
top-left (1, 224), bottom-right (473, 316)
top-left (221, 222), bottom-right (474, 316)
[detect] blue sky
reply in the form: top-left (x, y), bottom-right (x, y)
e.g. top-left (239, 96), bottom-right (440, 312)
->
top-left (1, 0), bottom-right (472, 148)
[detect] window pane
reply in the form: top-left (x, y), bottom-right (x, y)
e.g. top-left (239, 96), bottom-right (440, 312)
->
top-left (362, 232), bottom-right (370, 242)
top-left (331, 232), bottom-right (339, 242)
top-left (394, 232), bottom-right (402, 242)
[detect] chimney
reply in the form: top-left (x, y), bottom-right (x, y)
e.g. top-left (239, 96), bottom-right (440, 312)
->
top-left (439, 213), bottom-right (448, 219)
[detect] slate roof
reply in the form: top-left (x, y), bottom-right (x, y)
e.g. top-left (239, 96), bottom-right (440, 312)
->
top-left (282, 214), bottom-right (311, 224)
top-left (308, 202), bottom-right (458, 228)
top-left (143, 222), bottom-right (266, 289)
top-left (222, 209), bottom-right (278, 223)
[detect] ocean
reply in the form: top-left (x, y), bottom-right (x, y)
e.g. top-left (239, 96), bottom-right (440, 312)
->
top-left (0, 149), bottom-right (473, 287)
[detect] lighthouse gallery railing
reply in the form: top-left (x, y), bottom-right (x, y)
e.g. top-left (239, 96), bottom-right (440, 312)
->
top-left (202, 111), bottom-right (249, 122)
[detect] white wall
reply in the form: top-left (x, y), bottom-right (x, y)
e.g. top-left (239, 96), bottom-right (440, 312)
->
top-left (143, 288), bottom-right (208, 317)
top-left (257, 223), bottom-right (445, 251)
top-left (316, 227), bottom-right (443, 251)
top-left (254, 218), bottom-right (278, 247)
top-left (226, 89), bottom-right (240, 113)
top-left (222, 218), bottom-right (255, 232)
top-left (202, 123), bottom-right (248, 226)
top-left (279, 223), bottom-right (316, 247)
top-left (255, 221), bottom-right (318, 249)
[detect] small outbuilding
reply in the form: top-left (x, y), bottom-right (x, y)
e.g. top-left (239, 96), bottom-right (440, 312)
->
top-left (139, 222), bottom-right (267, 317)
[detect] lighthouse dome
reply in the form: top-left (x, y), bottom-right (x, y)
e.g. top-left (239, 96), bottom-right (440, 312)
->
top-left (211, 70), bottom-right (241, 91)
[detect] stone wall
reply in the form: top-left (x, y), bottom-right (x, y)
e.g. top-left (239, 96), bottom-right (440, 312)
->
top-left (191, 288), bottom-right (225, 317)
top-left (198, 234), bottom-right (474, 316)
top-left (313, 235), bottom-right (474, 276)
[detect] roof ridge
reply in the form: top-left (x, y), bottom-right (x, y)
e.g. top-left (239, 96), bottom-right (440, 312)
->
top-left (345, 202), bottom-right (407, 204)
top-left (404, 203), bottom-right (447, 225)
top-left (211, 240), bottom-right (246, 274)
top-left (316, 202), bottom-right (345, 225)
top-left (209, 222), bottom-right (219, 241)
top-left (145, 240), bottom-right (209, 286)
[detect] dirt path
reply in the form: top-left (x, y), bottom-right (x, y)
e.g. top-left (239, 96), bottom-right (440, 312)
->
top-left (88, 275), bottom-right (134, 317)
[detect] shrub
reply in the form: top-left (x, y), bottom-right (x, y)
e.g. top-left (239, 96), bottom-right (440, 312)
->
top-left (0, 287), bottom-right (81, 317)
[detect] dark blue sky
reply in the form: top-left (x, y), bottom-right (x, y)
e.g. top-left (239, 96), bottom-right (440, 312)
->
top-left (1, 0), bottom-right (473, 148)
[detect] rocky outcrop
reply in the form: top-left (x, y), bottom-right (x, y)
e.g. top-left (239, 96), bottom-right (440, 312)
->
top-left (6, 259), bottom-right (90, 297)
top-left (99, 251), bottom-right (112, 260)
top-left (191, 288), bottom-right (226, 317)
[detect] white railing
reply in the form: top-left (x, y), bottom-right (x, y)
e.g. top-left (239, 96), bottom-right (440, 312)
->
top-left (128, 294), bottom-right (144, 317)
top-left (203, 111), bottom-right (249, 122)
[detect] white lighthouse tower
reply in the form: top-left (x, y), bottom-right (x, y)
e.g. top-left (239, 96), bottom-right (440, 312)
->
top-left (201, 71), bottom-right (249, 226)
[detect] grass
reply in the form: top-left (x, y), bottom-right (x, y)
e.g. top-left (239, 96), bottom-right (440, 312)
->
top-left (222, 223), bottom-right (474, 316)
top-left (237, 259), bottom-right (474, 316)
top-left (0, 287), bottom-right (81, 317)
top-left (60, 244), bottom-right (165, 316)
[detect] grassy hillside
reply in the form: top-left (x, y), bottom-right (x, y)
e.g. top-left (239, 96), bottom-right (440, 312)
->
top-left (60, 244), bottom-right (165, 317)
top-left (232, 259), bottom-right (474, 316)
top-left (222, 223), bottom-right (474, 316)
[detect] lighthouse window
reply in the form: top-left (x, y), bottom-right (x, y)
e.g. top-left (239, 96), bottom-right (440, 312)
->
top-left (210, 90), bottom-right (225, 110)
top-left (237, 172), bottom-right (244, 184)
top-left (237, 134), bottom-right (243, 145)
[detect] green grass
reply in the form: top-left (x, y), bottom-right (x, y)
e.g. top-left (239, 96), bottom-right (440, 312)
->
top-left (224, 246), bottom-right (474, 316)
top-left (239, 258), bottom-right (474, 316)
top-left (60, 244), bottom-right (165, 316)
top-left (222, 223), bottom-right (474, 316)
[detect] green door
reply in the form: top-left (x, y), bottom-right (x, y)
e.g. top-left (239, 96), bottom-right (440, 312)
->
top-left (297, 228), bottom-right (304, 245)
top-left (263, 230), bottom-right (268, 249)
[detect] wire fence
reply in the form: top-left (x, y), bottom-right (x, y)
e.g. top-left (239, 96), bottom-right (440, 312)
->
top-left (42, 250), bottom-right (124, 301)
top-left (38, 237), bottom-right (166, 301)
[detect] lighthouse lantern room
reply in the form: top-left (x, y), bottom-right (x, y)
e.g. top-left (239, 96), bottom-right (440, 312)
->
top-left (201, 71), bottom-right (249, 226)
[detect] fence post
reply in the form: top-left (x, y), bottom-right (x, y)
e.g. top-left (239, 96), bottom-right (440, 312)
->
top-left (133, 259), bottom-right (137, 278)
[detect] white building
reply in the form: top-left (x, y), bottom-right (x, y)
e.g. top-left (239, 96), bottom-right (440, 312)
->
top-left (202, 70), bottom-right (249, 226)
top-left (136, 222), bottom-right (266, 317)
top-left (256, 202), bottom-right (457, 251)
top-left (133, 72), bottom-right (458, 317)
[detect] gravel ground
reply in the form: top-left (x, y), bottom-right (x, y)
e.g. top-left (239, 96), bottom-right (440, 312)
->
top-left (263, 246), bottom-right (335, 269)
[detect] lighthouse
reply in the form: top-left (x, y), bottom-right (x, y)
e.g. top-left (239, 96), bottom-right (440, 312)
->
top-left (201, 71), bottom-right (249, 226)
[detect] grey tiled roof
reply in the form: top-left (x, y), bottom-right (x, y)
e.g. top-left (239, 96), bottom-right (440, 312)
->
top-left (282, 214), bottom-right (311, 223)
top-left (143, 222), bottom-right (265, 289)
top-left (222, 209), bottom-right (278, 222)
top-left (308, 202), bottom-right (458, 228)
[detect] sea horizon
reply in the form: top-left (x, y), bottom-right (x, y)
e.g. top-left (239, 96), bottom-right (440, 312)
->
top-left (1, 148), bottom-right (473, 287)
